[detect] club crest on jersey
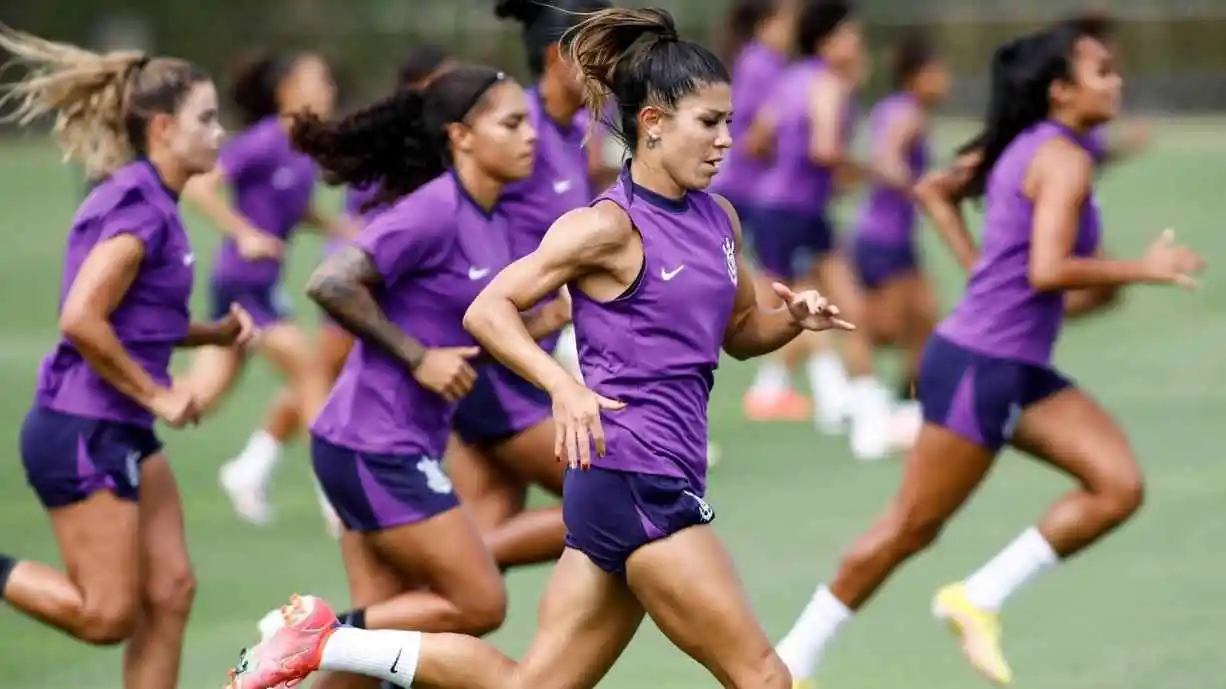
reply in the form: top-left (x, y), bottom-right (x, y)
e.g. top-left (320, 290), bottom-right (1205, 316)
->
top-left (722, 236), bottom-right (737, 285)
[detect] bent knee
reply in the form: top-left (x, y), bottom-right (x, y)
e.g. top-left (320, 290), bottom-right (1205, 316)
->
top-left (79, 602), bottom-right (139, 645)
top-left (453, 582), bottom-right (509, 635)
top-left (1099, 471), bottom-right (1145, 523)
top-left (143, 567), bottom-right (198, 618)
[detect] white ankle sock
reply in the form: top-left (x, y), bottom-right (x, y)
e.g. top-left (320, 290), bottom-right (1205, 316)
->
top-left (235, 430), bottom-right (282, 483)
top-left (320, 627), bottom-right (422, 688)
top-left (775, 585), bottom-right (853, 680)
top-left (963, 527), bottom-right (1059, 611)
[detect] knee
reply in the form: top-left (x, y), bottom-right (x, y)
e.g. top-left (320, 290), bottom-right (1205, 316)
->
top-left (728, 649), bottom-right (791, 689)
top-left (78, 599), bottom-right (139, 645)
top-left (453, 580), bottom-right (508, 635)
top-left (143, 566), bottom-right (198, 620)
top-left (1098, 470), bottom-right (1145, 524)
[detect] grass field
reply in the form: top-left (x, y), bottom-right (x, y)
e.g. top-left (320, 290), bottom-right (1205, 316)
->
top-left (1, 119), bottom-right (1224, 689)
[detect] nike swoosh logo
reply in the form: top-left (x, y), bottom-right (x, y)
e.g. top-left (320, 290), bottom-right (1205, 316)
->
top-left (661, 266), bottom-right (685, 281)
top-left (389, 648), bottom-right (402, 673)
top-left (553, 179), bottom-right (572, 194)
top-left (468, 267), bottom-right (490, 280)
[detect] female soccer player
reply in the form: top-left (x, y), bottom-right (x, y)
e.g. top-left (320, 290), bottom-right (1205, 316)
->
top-left (180, 51), bottom-right (351, 530)
top-left (774, 22), bottom-right (1202, 687)
top-left (849, 31), bottom-right (948, 445)
top-left (441, 0), bottom-right (603, 572)
top-left (255, 65), bottom-right (542, 689)
top-left (224, 46), bottom-right (458, 529)
top-left (227, 9), bottom-right (853, 689)
top-left (0, 25), bottom-right (252, 689)
top-left (747, 0), bottom-right (894, 458)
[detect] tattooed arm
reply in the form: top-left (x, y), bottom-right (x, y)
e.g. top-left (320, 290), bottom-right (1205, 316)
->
top-left (306, 245), bottom-right (427, 370)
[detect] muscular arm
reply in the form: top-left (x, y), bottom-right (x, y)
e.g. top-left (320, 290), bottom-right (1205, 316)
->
top-left (464, 204), bottom-right (632, 394)
top-left (306, 245), bottom-right (427, 369)
top-left (714, 195), bottom-right (804, 359)
top-left (1029, 140), bottom-right (1150, 291)
top-left (60, 235), bottom-right (166, 407)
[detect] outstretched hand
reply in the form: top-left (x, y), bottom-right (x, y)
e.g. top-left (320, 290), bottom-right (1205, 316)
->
top-left (772, 283), bottom-right (856, 332)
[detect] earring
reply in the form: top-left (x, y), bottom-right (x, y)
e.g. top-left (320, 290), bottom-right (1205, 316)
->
top-left (645, 134), bottom-right (661, 149)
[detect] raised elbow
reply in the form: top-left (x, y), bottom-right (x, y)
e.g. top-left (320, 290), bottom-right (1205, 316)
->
top-left (462, 299), bottom-right (492, 340)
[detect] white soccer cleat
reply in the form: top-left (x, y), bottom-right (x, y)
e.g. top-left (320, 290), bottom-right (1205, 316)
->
top-left (220, 460), bottom-right (274, 526)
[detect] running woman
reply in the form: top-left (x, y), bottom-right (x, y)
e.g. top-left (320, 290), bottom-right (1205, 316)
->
top-left (774, 22), bottom-right (1202, 687)
top-left (226, 9), bottom-right (854, 689)
top-left (223, 46), bottom-right (458, 528)
top-left (255, 66), bottom-right (541, 687)
top-left (0, 25), bottom-right (251, 689)
top-left (181, 51), bottom-right (351, 530)
top-left (748, 0), bottom-right (893, 457)
top-left (849, 31), bottom-right (948, 447)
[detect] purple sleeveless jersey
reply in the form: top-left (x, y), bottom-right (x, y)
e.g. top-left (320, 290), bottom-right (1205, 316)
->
top-left (571, 168), bottom-right (740, 492)
top-left (854, 93), bottom-right (929, 245)
top-left (754, 58), bottom-right (856, 215)
top-left (710, 41), bottom-right (788, 205)
top-left (310, 173), bottom-right (513, 458)
top-left (212, 116), bottom-right (318, 285)
top-left (35, 160), bottom-right (195, 428)
top-left (937, 121), bottom-right (1103, 365)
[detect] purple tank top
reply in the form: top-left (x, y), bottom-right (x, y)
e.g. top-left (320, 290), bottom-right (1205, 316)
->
top-left (754, 58), bottom-right (856, 214)
top-left (571, 168), bottom-right (739, 492)
top-left (213, 117), bottom-right (319, 285)
top-left (938, 121), bottom-right (1103, 365)
top-left (311, 173), bottom-right (513, 457)
top-left (709, 41), bottom-right (788, 203)
top-left (854, 93), bottom-right (929, 245)
top-left (36, 160), bottom-right (194, 427)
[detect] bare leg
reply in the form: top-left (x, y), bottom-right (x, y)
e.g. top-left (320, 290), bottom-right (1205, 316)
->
top-left (3, 491), bottom-right (141, 643)
top-left (627, 525), bottom-right (790, 689)
top-left (123, 456), bottom-right (197, 689)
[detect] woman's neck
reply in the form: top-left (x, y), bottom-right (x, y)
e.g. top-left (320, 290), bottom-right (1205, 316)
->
top-left (453, 157), bottom-right (502, 211)
top-left (629, 156), bottom-right (685, 200)
top-left (147, 150), bottom-right (190, 194)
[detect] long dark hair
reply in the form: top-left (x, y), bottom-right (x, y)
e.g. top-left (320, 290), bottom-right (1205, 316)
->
top-left (563, 7), bottom-right (729, 151)
top-left (290, 65), bottom-right (507, 210)
top-left (958, 23), bottom-right (1091, 199)
top-left (795, 0), bottom-right (853, 56)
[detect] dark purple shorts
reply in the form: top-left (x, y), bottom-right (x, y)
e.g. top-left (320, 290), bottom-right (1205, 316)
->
top-left (20, 406), bottom-right (162, 508)
top-left (452, 364), bottom-right (551, 445)
top-left (917, 335), bottom-right (1072, 451)
top-left (311, 435), bottom-right (460, 533)
top-left (210, 279), bottom-right (291, 327)
top-left (851, 237), bottom-right (920, 290)
top-left (563, 466), bottom-right (714, 576)
top-left (748, 208), bottom-right (835, 281)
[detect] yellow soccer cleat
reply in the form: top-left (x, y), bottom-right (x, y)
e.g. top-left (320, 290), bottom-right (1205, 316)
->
top-left (932, 583), bottom-right (1013, 685)
top-left (792, 679), bottom-right (817, 689)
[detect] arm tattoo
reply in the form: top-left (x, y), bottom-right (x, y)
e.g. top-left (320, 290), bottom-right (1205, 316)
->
top-left (306, 246), bottom-right (427, 370)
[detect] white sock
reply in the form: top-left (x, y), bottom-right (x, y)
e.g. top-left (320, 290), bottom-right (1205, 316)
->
top-left (775, 585), bottom-right (853, 680)
top-left (235, 430), bottom-right (282, 484)
top-left (807, 352), bottom-right (849, 414)
top-left (963, 527), bottom-right (1059, 611)
top-left (320, 627), bottom-right (422, 688)
top-left (750, 359), bottom-right (790, 395)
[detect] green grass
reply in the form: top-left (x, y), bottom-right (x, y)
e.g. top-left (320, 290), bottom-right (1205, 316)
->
top-left (1, 118), bottom-right (1224, 689)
